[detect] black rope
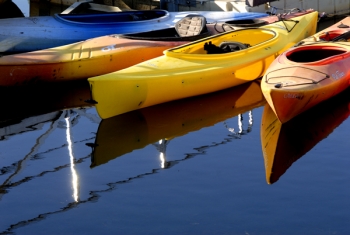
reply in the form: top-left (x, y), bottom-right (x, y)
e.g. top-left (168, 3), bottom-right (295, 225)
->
top-left (279, 19), bottom-right (299, 33)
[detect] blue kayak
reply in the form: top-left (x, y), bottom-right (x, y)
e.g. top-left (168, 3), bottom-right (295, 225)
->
top-left (0, 10), bottom-right (268, 53)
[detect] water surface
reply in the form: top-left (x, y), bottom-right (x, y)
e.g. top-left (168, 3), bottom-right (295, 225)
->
top-left (0, 5), bottom-right (350, 235)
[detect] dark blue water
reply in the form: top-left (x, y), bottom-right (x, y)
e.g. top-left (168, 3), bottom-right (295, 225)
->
top-left (1, 4), bottom-right (350, 235)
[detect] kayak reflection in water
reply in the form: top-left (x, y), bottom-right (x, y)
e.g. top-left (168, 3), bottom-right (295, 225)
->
top-left (0, 0), bottom-right (24, 19)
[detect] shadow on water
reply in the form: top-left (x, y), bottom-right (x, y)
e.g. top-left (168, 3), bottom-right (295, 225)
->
top-left (260, 86), bottom-right (350, 184)
top-left (0, 80), bottom-right (92, 126)
top-left (0, 80), bottom-right (95, 192)
top-left (0, 81), bottom-right (101, 234)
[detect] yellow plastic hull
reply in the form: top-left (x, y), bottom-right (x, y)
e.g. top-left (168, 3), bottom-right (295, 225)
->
top-left (89, 11), bottom-right (318, 119)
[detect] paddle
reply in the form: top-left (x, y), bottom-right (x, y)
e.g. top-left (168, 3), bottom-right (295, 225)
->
top-left (332, 30), bottom-right (350, 42)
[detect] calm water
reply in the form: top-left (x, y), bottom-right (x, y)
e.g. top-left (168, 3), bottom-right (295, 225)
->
top-left (1, 4), bottom-right (350, 235)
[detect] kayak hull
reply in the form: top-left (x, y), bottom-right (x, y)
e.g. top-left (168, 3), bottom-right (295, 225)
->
top-left (0, 37), bottom-right (188, 86)
top-left (88, 11), bottom-right (319, 119)
top-left (261, 16), bottom-right (350, 123)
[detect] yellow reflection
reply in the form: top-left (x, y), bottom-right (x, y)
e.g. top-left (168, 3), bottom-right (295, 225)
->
top-left (65, 117), bottom-right (79, 202)
top-left (90, 81), bottom-right (266, 168)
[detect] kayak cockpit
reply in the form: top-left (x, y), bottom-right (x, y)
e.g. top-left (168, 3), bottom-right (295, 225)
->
top-left (224, 18), bottom-right (268, 27)
top-left (265, 46), bottom-right (348, 88)
top-left (169, 28), bottom-right (276, 54)
top-left (286, 46), bottom-right (347, 63)
top-left (55, 10), bottom-right (169, 24)
top-left (317, 29), bottom-right (350, 41)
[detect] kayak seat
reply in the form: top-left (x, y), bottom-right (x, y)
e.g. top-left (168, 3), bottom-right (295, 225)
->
top-left (219, 41), bottom-right (250, 52)
top-left (204, 41), bottom-right (250, 54)
top-left (175, 14), bottom-right (207, 37)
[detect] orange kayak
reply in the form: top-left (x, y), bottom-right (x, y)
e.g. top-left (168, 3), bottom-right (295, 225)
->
top-left (261, 16), bottom-right (350, 123)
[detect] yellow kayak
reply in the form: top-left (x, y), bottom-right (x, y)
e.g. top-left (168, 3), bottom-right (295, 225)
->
top-left (260, 87), bottom-right (350, 184)
top-left (88, 11), bottom-right (318, 119)
top-left (90, 81), bottom-right (265, 167)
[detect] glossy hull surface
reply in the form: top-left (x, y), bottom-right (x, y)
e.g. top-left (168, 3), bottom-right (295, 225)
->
top-left (0, 37), bottom-right (188, 86)
top-left (0, 11), bottom-right (267, 53)
top-left (89, 11), bottom-right (318, 119)
top-left (261, 16), bottom-right (350, 123)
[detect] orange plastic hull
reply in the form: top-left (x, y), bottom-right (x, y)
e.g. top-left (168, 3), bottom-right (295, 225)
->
top-left (0, 37), bottom-right (186, 86)
top-left (261, 16), bottom-right (350, 123)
